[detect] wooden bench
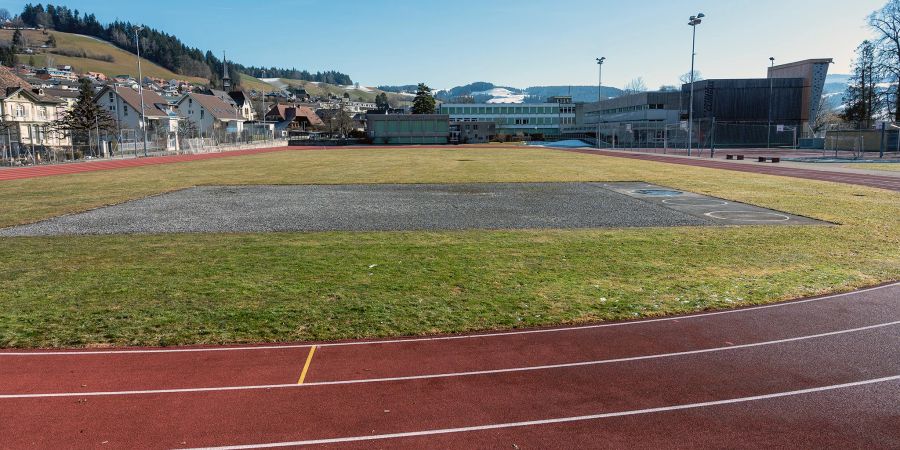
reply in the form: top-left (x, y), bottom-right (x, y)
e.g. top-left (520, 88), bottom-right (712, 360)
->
top-left (726, 154), bottom-right (745, 160)
top-left (758, 157), bottom-right (781, 163)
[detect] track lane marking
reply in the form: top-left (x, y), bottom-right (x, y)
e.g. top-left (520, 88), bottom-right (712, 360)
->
top-left (182, 375), bottom-right (900, 449)
top-left (1, 282), bottom-right (896, 356)
top-left (297, 346), bottom-right (317, 385)
top-left (2, 320), bottom-right (896, 399)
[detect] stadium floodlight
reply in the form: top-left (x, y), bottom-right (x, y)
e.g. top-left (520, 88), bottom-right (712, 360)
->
top-left (596, 57), bottom-right (606, 149)
top-left (768, 57), bottom-right (776, 149)
top-left (135, 26), bottom-right (148, 157)
top-left (686, 13), bottom-right (705, 156)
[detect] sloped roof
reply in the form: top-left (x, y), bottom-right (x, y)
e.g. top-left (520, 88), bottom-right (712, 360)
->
top-left (266, 104), bottom-right (324, 126)
top-left (0, 65), bottom-right (33, 92)
top-left (228, 90), bottom-right (251, 108)
top-left (99, 85), bottom-right (173, 119)
top-left (0, 65), bottom-right (65, 104)
top-left (183, 93), bottom-right (243, 120)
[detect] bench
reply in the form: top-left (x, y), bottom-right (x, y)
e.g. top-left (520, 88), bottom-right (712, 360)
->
top-left (726, 154), bottom-right (745, 160)
top-left (758, 157), bottom-right (781, 163)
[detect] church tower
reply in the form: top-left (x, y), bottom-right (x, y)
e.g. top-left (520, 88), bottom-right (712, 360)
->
top-left (222, 51), bottom-right (232, 91)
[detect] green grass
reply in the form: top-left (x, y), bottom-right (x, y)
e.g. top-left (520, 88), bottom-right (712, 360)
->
top-left (0, 147), bottom-right (898, 348)
top-left (0, 29), bottom-right (207, 84)
top-left (843, 163), bottom-right (900, 172)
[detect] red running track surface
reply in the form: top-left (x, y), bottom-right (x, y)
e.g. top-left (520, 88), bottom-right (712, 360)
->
top-left (564, 148), bottom-right (900, 192)
top-left (1, 282), bottom-right (897, 448)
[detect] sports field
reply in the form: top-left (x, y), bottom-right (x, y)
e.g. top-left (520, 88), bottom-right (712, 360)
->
top-left (1, 146), bottom-right (898, 348)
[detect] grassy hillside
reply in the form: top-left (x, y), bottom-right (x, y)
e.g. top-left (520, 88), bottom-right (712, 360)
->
top-left (275, 78), bottom-right (412, 105)
top-left (0, 29), bottom-right (208, 84)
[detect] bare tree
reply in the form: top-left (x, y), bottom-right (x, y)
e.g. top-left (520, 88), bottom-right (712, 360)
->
top-left (679, 71), bottom-right (704, 85)
top-left (623, 77), bottom-right (648, 94)
top-left (869, 0), bottom-right (900, 121)
top-left (812, 95), bottom-right (842, 135)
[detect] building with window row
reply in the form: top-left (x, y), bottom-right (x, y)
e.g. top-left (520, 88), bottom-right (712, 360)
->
top-left (439, 98), bottom-right (576, 139)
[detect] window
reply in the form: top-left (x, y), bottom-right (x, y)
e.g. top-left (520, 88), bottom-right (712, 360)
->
top-left (14, 104), bottom-right (25, 118)
top-left (200, 109), bottom-right (204, 120)
top-left (109, 92), bottom-right (114, 102)
top-left (124, 105), bottom-right (129, 116)
top-left (38, 107), bottom-right (47, 119)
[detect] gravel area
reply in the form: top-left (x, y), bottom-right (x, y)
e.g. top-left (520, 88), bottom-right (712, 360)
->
top-left (0, 183), bottom-right (719, 236)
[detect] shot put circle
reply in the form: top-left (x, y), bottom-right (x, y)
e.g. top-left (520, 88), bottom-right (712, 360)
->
top-left (662, 198), bottom-right (729, 207)
top-left (704, 211), bottom-right (791, 222)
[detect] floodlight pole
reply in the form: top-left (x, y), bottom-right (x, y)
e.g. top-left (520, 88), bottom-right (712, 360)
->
top-left (687, 13), bottom-right (704, 157)
top-left (135, 26), bottom-right (148, 157)
top-left (767, 57), bottom-right (775, 149)
top-left (596, 57), bottom-right (605, 149)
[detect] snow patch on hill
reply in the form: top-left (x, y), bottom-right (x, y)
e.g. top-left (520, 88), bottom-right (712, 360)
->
top-left (473, 87), bottom-right (526, 104)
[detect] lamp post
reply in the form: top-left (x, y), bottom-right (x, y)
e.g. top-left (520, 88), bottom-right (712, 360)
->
top-left (687, 13), bottom-right (704, 156)
top-left (135, 26), bottom-right (148, 157)
top-left (767, 57), bottom-right (775, 149)
top-left (596, 57), bottom-right (605, 148)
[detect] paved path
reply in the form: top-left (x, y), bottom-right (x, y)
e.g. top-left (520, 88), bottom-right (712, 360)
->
top-left (1, 282), bottom-right (897, 448)
top-left (564, 148), bottom-right (900, 192)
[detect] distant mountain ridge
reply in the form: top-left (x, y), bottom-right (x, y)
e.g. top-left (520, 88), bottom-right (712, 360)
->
top-left (379, 82), bottom-right (625, 104)
top-left (382, 75), bottom-right (850, 107)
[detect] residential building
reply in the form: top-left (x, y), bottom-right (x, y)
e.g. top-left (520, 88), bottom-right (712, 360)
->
top-left (95, 84), bottom-right (181, 150)
top-left (228, 90), bottom-right (256, 121)
top-left (265, 104), bottom-right (324, 136)
top-left (366, 114), bottom-right (450, 145)
top-left (0, 65), bottom-right (70, 157)
top-left (176, 92), bottom-right (246, 137)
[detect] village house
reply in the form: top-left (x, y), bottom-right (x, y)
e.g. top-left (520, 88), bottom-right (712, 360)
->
top-left (176, 92), bottom-right (246, 137)
top-left (265, 104), bottom-right (323, 136)
top-left (95, 84), bottom-right (181, 151)
top-left (0, 65), bottom-right (71, 158)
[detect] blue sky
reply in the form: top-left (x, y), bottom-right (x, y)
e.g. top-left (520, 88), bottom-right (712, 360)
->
top-left (0, 0), bottom-right (887, 89)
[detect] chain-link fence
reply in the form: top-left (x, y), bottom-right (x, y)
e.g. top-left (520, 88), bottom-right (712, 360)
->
top-left (1, 125), bottom-right (281, 167)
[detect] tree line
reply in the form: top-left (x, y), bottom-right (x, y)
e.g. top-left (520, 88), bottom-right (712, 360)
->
top-left (844, 0), bottom-right (900, 127)
top-left (14, 3), bottom-right (353, 88)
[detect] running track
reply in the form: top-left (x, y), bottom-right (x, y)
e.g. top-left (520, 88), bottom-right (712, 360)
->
top-left (1, 283), bottom-right (898, 448)
top-left (565, 148), bottom-right (900, 192)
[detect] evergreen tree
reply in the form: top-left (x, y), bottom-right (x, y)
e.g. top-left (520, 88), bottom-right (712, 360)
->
top-left (842, 40), bottom-right (882, 128)
top-left (0, 46), bottom-right (16, 67)
top-left (412, 83), bottom-right (436, 115)
top-left (375, 92), bottom-right (390, 109)
top-left (53, 78), bottom-right (118, 156)
top-left (11, 29), bottom-right (23, 52)
top-left (46, 34), bottom-right (57, 48)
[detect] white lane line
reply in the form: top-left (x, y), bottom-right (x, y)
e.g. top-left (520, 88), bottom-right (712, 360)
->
top-left (1, 282), bottom-right (897, 356)
top-left (184, 375), bottom-right (900, 449)
top-left (2, 320), bottom-right (896, 399)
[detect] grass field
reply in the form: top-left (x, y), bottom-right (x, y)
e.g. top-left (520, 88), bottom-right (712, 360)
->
top-left (1, 146), bottom-right (898, 348)
top-left (0, 29), bottom-right (207, 84)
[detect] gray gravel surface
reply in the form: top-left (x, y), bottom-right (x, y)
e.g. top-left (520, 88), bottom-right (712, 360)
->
top-left (0, 183), bottom-right (719, 236)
